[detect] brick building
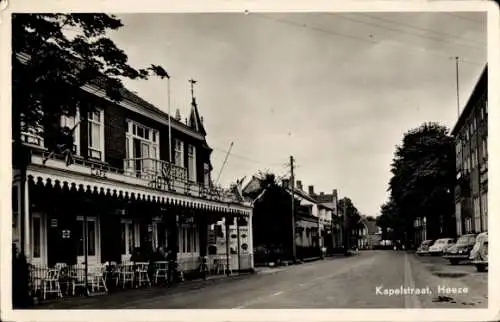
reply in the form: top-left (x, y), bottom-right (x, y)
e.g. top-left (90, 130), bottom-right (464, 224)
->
top-left (12, 52), bottom-right (253, 273)
top-left (451, 65), bottom-right (488, 236)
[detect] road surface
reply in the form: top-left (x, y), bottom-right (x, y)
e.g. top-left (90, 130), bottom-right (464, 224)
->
top-left (37, 250), bottom-right (488, 309)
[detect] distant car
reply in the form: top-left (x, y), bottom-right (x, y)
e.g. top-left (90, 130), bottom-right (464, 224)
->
top-left (416, 240), bottom-right (434, 256)
top-left (443, 234), bottom-right (477, 265)
top-left (428, 238), bottom-right (455, 256)
top-left (470, 232), bottom-right (488, 272)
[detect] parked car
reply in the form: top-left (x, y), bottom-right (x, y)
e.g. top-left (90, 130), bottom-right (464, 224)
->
top-left (416, 240), bottom-right (434, 256)
top-left (470, 232), bottom-right (488, 272)
top-left (443, 234), bottom-right (477, 265)
top-left (428, 238), bottom-right (455, 256)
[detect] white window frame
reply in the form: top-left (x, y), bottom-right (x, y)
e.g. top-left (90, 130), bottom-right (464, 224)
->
top-left (20, 111), bottom-right (45, 148)
top-left (60, 107), bottom-right (81, 155)
top-left (481, 193), bottom-right (488, 231)
top-left (174, 139), bottom-right (184, 168)
top-left (473, 197), bottom-right (481, 233)
top-left (482, 138), bottom-right (487, 160)
top-left (76, 216), bottom-right (100, 265)
top-left (120, 219), bottom-right (136, 262)
top-left (125, 120), bottom-right (160, 172)
top-left (31, 212), bottom-right (47, 266)
top-left (178, 224), bottom-right (198, 256)
top-left (455, 202), bottom-right (462, 237)
top-left (153, 220), bottom-right (168, 250)
top-left (188, 144), bottom-right (197, 182)
top-left (203, 163), bottom-right (210, 187)
top-left (87, 109), bottom-right (105, 161)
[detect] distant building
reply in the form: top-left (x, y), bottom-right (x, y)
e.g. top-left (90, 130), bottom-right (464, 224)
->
top-left (308, 186), bottom-right (342, 251)
top-left (451, 65), bottom-right (488, 236)
top-left (366, 220), bottom-right (382, 249)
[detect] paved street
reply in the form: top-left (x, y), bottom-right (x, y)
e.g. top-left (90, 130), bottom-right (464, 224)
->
top-left (36, 251), bottom-right (487, 309)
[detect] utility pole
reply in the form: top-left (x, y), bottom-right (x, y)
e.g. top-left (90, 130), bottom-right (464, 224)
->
top-left (290, 156), bottom-right (297, 262)
top-left (455, 56), bottom-right (461, 117)
top-left (342, 197), bottom-right (349, 256)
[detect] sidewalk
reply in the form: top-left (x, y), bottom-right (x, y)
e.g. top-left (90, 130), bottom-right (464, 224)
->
top-left (30, 272), bottom-right (254, 310)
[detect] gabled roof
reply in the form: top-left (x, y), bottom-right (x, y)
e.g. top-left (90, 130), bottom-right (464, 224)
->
top-left (16, 52), bottom-right (211, 144)
top-left (284, 187), bottom-right (318, 204)
top-left (318, 202), bottom-right (335, 211)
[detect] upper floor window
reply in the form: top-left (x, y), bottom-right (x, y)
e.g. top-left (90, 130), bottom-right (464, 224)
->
top-left (88, 109), bottom-right (104, 161)
top-left (188, 144), bottom-right (196, 182)
top-left (125, 120), bottom-right (159, 172)
top-left (20, 112), bottom-right (45, 147)
top-left (174, 139), bottom-right (184, 167)
top-left (203, 163), bottom-right (210, 187)
top-left (481, 138), bottom-right (487, 160)
top-left (61, 109), bottom-right (81, 155)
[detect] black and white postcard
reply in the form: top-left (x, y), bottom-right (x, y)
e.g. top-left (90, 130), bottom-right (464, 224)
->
top-left (1, 0), bottom-right (498, 321)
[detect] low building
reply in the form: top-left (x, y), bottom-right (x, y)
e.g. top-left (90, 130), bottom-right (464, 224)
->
top-left (243, 177), bottom-right (322, 264)
top-left (451, 65), bottom-right (488, 237)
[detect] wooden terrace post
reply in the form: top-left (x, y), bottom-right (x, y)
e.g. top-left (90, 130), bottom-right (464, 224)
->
top-left (236, 214), bottom-right (241, 272)
top-left (225, 214), bottom-right (230, 276)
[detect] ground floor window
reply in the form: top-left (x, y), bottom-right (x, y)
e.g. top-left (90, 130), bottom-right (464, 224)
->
top-left (465, 218), bottom-right (472, 233)
top-left (121, 221), bottom-right (135, 255)
top-left (481, 192), bottom-right (487, 231)
top-left (455, 202), bottom-right (462, 236)
top-left (473, 197), bottom-right (481, 232)
top-left (154, 222), bottom-right (167, 249)
top-left (179, 225), bottom-right (197, 254)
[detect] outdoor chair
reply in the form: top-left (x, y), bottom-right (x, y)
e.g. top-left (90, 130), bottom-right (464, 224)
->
top-left (69, 265), bottom-right (86, 296)
top-left (30, 265), bottom-right (47, 297)
top-left (117, 263), bottom-right (135, 288)
top-left (135, 262), bottom-right (151, 287)
top-left (89, 265), bottom-right (108, 293)
top-left (41, 268), bottom-right (63, 300)
top-left (153, 261), bottom-right (169, 284)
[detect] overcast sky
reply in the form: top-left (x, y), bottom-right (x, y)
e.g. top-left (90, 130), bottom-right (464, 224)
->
top-left (107, 12), bottom-right (486, 217)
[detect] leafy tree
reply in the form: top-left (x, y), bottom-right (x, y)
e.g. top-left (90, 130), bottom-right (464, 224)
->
top-left (13, 13), bottom-right (168, 138)
top-left (386, 122), bottom-right (456, 246)
top-left (338, 197), bottom-right (361, 253)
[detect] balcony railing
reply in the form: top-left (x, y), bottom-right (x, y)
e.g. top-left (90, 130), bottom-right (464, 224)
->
top-left (123, 157), bottom-right (229, 200)
top-left (28, 147), bottom-right (240, 203)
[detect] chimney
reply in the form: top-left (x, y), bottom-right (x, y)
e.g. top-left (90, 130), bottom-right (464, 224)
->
top-left (308, 185), bottom-right (314, 196)
top-left (175, 108), bottom-right (181, 121)
top-left (296, 180), bottom-right (303, 191)
top-left (320, 192), bottom-right (324, 196)
top-left (282, 179), bottom-right (290, 188)
top-left (201, 116), bottom-right (204, 124)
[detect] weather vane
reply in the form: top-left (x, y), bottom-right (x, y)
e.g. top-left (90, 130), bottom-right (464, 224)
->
top-left (189, 79), bottom-right (197, 103)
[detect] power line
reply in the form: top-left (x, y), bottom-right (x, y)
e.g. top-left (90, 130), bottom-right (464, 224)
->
top-left (330, 13), bottom-right (484, 52)
top-left (250, 13), bottom-right (485, 67)
top-left (212, 146), bottom-right (284, 167)
top-left (350, 13), bottom-right (486, 47)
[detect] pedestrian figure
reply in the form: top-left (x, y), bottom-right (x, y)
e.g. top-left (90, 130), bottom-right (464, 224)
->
top-left (43, 120), bottom-right (80, 166)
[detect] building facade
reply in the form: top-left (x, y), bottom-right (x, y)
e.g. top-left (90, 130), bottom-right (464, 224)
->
top-left (452, 66), bottom-right (488, 237)
top-left (308, 186), bottom-right (342, 252)
top-left (12, 54), bottom-right (253, 273)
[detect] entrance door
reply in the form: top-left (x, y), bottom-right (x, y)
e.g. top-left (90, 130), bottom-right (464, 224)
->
top-left (47, 213), bottom-right (78, 267)
top-left (76, 216), bottom-right (99, 265)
